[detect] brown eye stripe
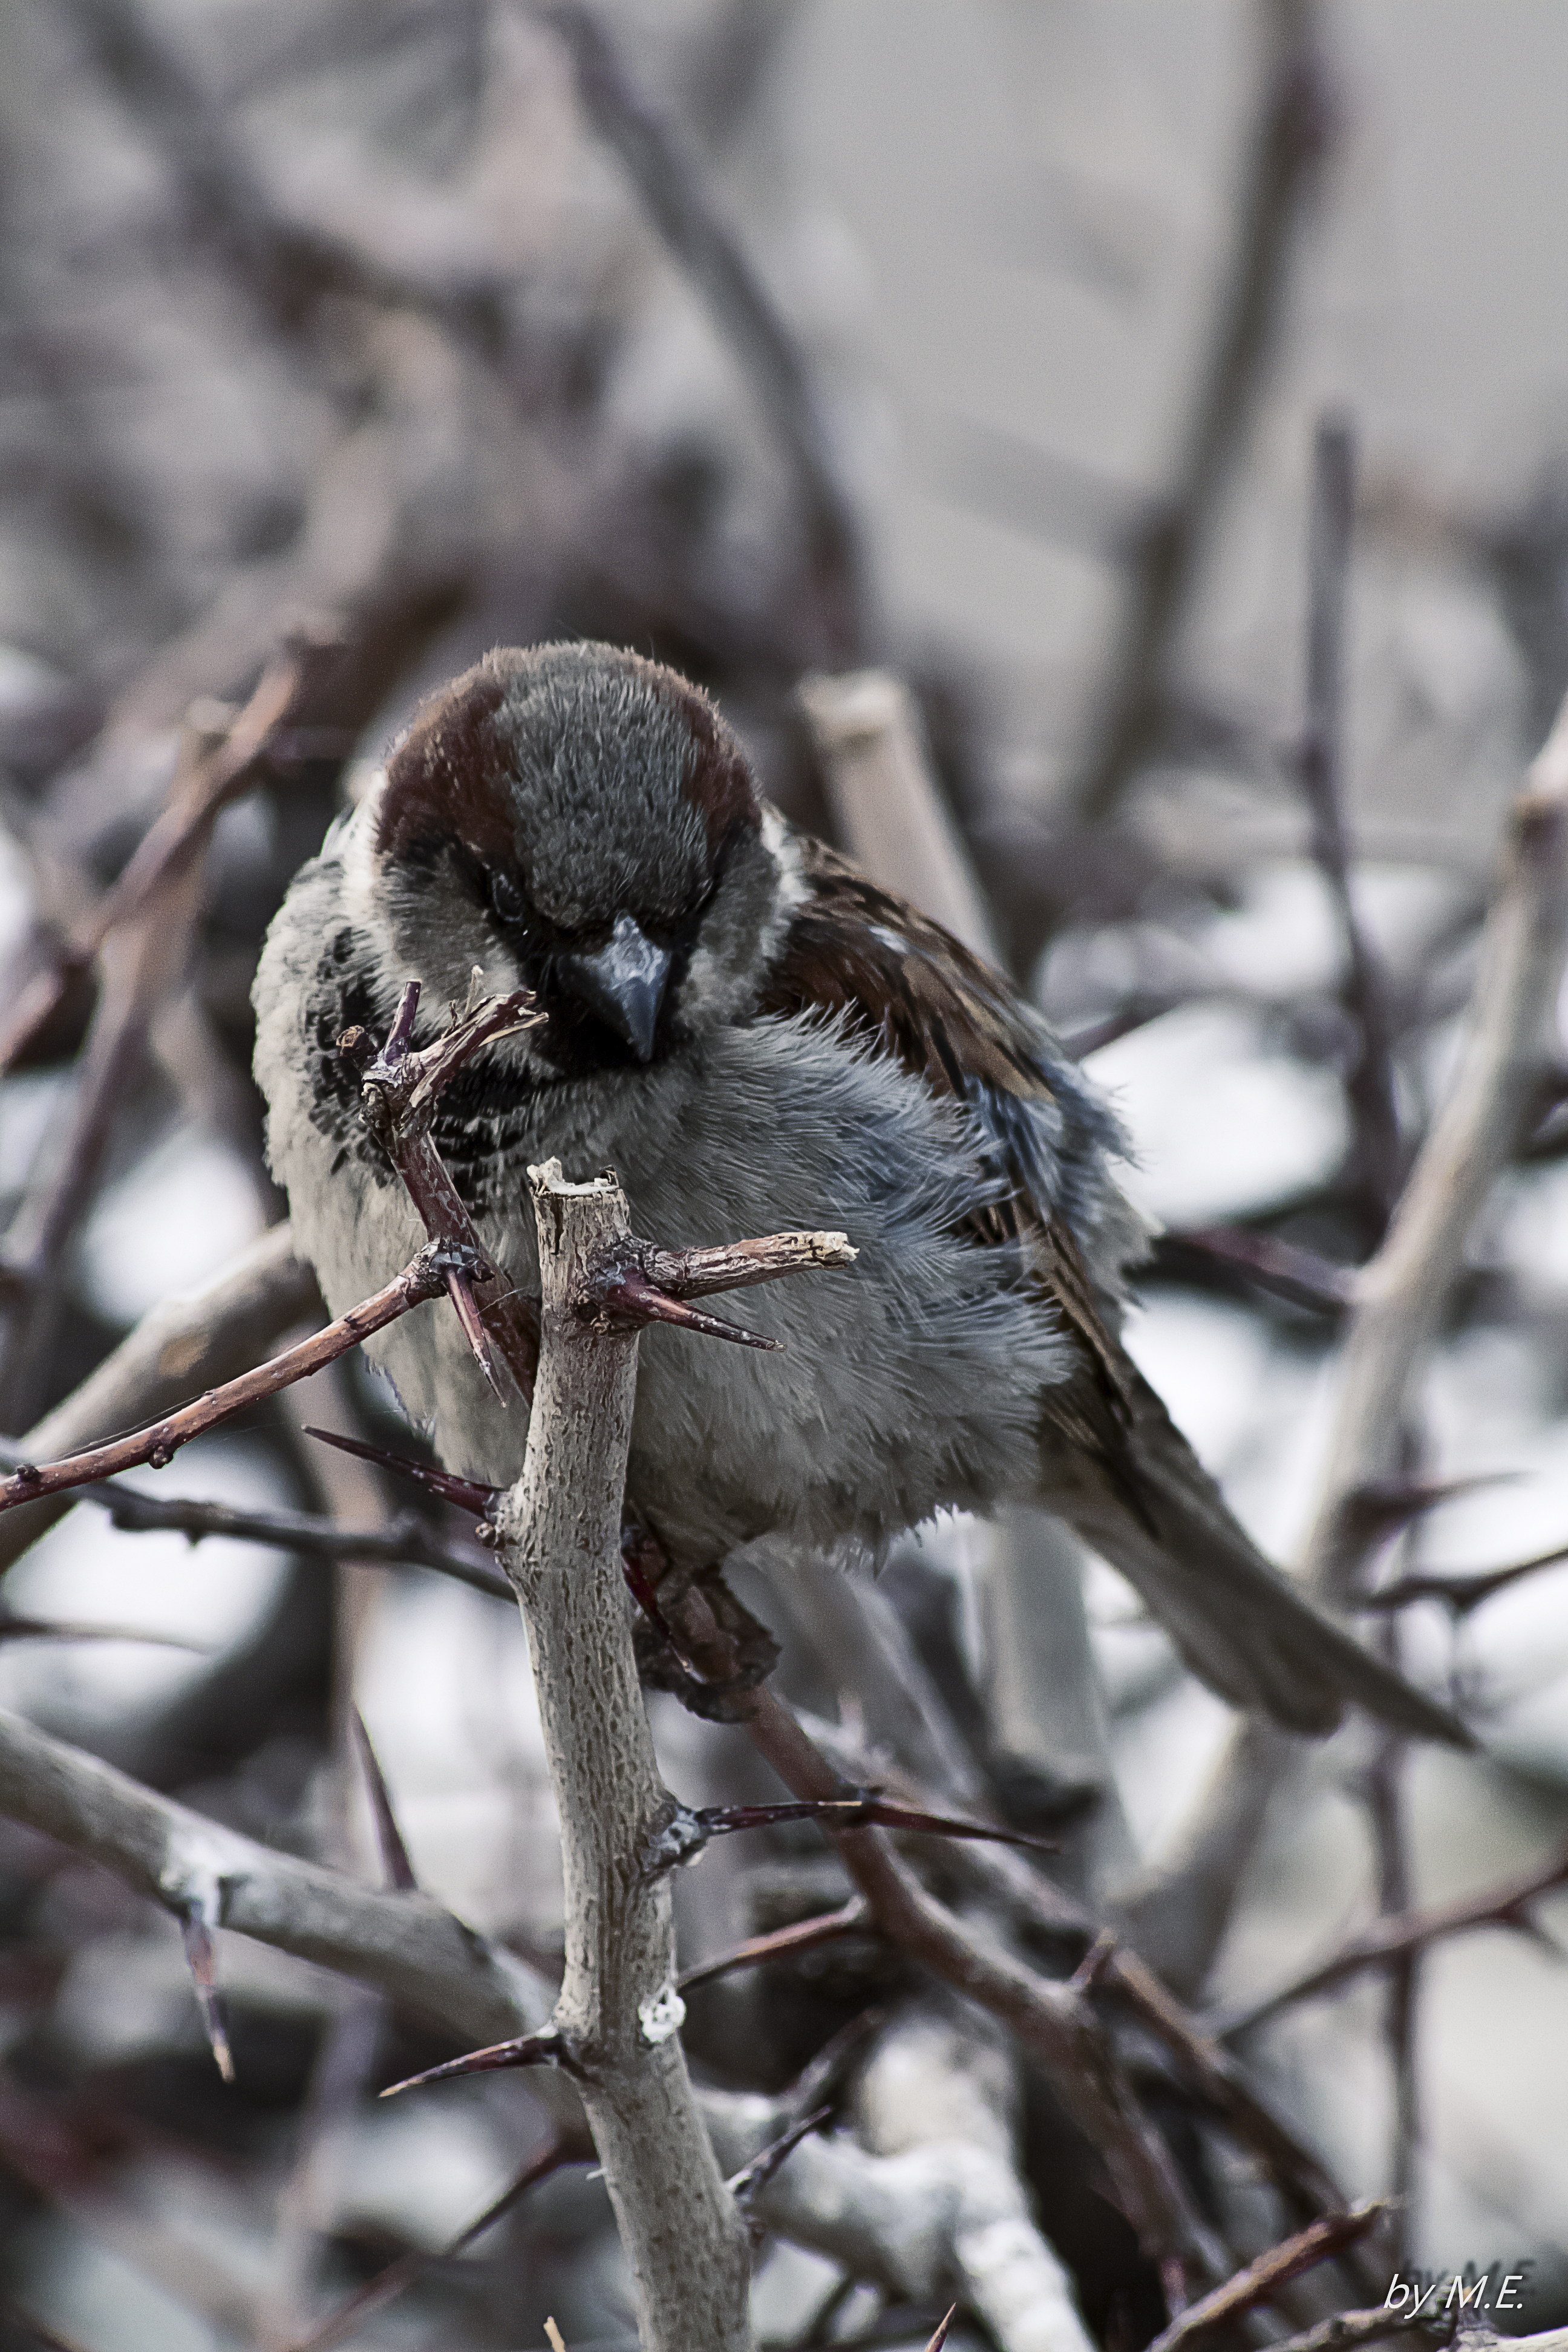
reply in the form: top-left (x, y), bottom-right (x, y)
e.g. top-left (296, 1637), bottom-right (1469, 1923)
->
top-left (653, 672), bottom-right (757, 855)
top-left (376, 667), bottom-right (515, 868)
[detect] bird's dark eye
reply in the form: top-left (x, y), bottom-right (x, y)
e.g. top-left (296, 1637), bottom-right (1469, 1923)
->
top-left (489, 870), bottom-right (528, 926)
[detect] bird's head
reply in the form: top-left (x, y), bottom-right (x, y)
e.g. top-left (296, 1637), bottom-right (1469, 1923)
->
top-left (364, 643), bottom-right (789, 1074)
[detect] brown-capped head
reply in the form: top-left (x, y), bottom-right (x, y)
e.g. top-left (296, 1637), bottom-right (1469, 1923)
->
top-left (372, 643), bottom-right (771, 1069)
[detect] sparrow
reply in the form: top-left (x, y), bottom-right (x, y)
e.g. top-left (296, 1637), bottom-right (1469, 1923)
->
top-left (253, 641), bottom-right (1462, 1745)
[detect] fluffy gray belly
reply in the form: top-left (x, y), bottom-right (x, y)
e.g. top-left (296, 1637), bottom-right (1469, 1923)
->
top-left (260, 956), bottom-right (1069, 1571)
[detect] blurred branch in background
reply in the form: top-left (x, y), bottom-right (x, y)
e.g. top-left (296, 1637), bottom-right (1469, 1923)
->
top-left (1068, 0), bottom-right (1336, 824)
top-left (546, 2), bottom-right (871, 671)
top-left (1123, 685), bottom-right (1568, 1998)
top-left (1295, 413), bottom-right (1402, 1236)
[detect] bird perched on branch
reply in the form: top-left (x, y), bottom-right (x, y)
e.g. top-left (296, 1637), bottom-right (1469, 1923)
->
top-left (255, 641), bottom-right (1462, 1743)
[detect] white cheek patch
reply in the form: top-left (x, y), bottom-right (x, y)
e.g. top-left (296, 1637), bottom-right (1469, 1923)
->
top-left (760, 803), bottom-right (809, 915)
top-left (677, 807), bottom-right (804, 1027)
top-left (680, 941), bottom-right (722, 1022)
top-left (748, 803), bottom-right (811, 973)
top-left (339, 792), bottom-right (384, 936)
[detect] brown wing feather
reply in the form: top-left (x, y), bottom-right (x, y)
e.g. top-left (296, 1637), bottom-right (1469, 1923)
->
top-left (756, 837), bottom-right (1469, 1742)
top-left (757, 834), bottom-right (1148, 1512)
top-left (758, 838), bottom-right (1056, 1113)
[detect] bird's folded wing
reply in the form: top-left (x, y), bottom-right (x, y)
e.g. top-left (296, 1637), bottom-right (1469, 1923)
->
top-left (753, 830), bottom-right (1470, 1747)
top-left (754, 831), bottom-right (1143, 1488)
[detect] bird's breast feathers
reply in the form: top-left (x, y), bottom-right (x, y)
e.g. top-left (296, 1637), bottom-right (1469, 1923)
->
top-left (253, 806), bottom-right (1143, 1555)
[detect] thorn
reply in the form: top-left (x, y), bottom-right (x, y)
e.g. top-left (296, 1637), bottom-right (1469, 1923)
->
top-left (444, 1267), bottom-right (507, 1402)
top-left (1334, 1472), bottom-right (1521, 1573)
top-left (783, 2005), bottom-right (884, 2115)
top-left (302, 1427), bottom-right (501, 1516)
top-left (678, 1899), bottom-right (871, 1993)
top-left (380, 2029), bottom-right (563, 2097)
top-left (544, 2322), bottom-right (568, 2352)
top-left (589, 1265), bottom-right (783, 1350)
top-left (283, 2131), bottom-right (583, 2352)
top-left (726, 2103), bottom-right (832, 2207)
top-left (351, 1710), bottom-right (418, 1890)
top-left (924, 2307), bottom-right (959, 2352)
top-left (1067, 1927), bottom-right (1120, 1997)
top-left (683, 1795), bottom-right (1058, 1854)
top-left (1168, 1224), bottom-right (1356, 1310)
top-left (1354, 1541), bottom-right (1568, 1619)
top-left (179, 1907), bottom-right (234, 2083)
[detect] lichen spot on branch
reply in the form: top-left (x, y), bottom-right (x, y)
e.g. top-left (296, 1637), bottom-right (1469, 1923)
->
top-left (638, 1981), bottom-right (686, 2046)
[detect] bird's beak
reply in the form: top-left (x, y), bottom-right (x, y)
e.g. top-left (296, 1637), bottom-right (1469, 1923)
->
top-left (558, 912), bottom-right (671, 1062)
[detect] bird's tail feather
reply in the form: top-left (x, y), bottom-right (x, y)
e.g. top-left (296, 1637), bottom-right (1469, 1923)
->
top-left (1040, 1370), bottom-right (1471, 1747)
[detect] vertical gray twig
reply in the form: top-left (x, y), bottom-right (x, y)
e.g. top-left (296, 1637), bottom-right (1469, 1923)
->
top-left (1298, 413), bottom-right (1402, 1229)
top-left (499, 1160), bottom-right (755, 2352)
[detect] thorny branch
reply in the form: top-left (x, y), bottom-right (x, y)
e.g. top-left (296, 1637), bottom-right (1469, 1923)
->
top-left (792, 1709), bottom-right (1361, 2243)
top-left (1217, 1829), bottom-right (1568, 2039)
top-left (644, 1573), bottom-right (1230, 2290)
top-left (0, 639), bottom-right (322, 1079)
top-left (0, 1246), bottom-right (456, 1509)
top-left (0, 1703), bottom-right (558, 2052)
top-left (480, 1157), bottom-right (857, 2352)
top-left (0, 1224), bottom-right (319, 1576)
top-left (0, 1698), bottom-right (1122, 2335)
top-left (1142, 2204), bottom-right (1386, 2352)
top-left (1352, 1538), bottom-right (1568, 1621)
top-left (341, 973), bottom-right (544, 1400)
top-left (281, 2131), bottom-right (591, 2352)
top-left (757, 1532), bottom-right (1365, 2248)
top-left (67, 1477), bottom-right (514, 1602)
top-left (335, 981), bottom-right (863, 2348)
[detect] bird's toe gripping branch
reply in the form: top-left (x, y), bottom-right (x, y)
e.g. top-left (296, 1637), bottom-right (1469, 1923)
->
top-left (626, 1553), bottom-right (781, 1723)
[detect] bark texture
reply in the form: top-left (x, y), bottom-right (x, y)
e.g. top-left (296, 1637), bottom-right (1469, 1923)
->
top-left (500, 1160), bottom-right (754, 2352)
